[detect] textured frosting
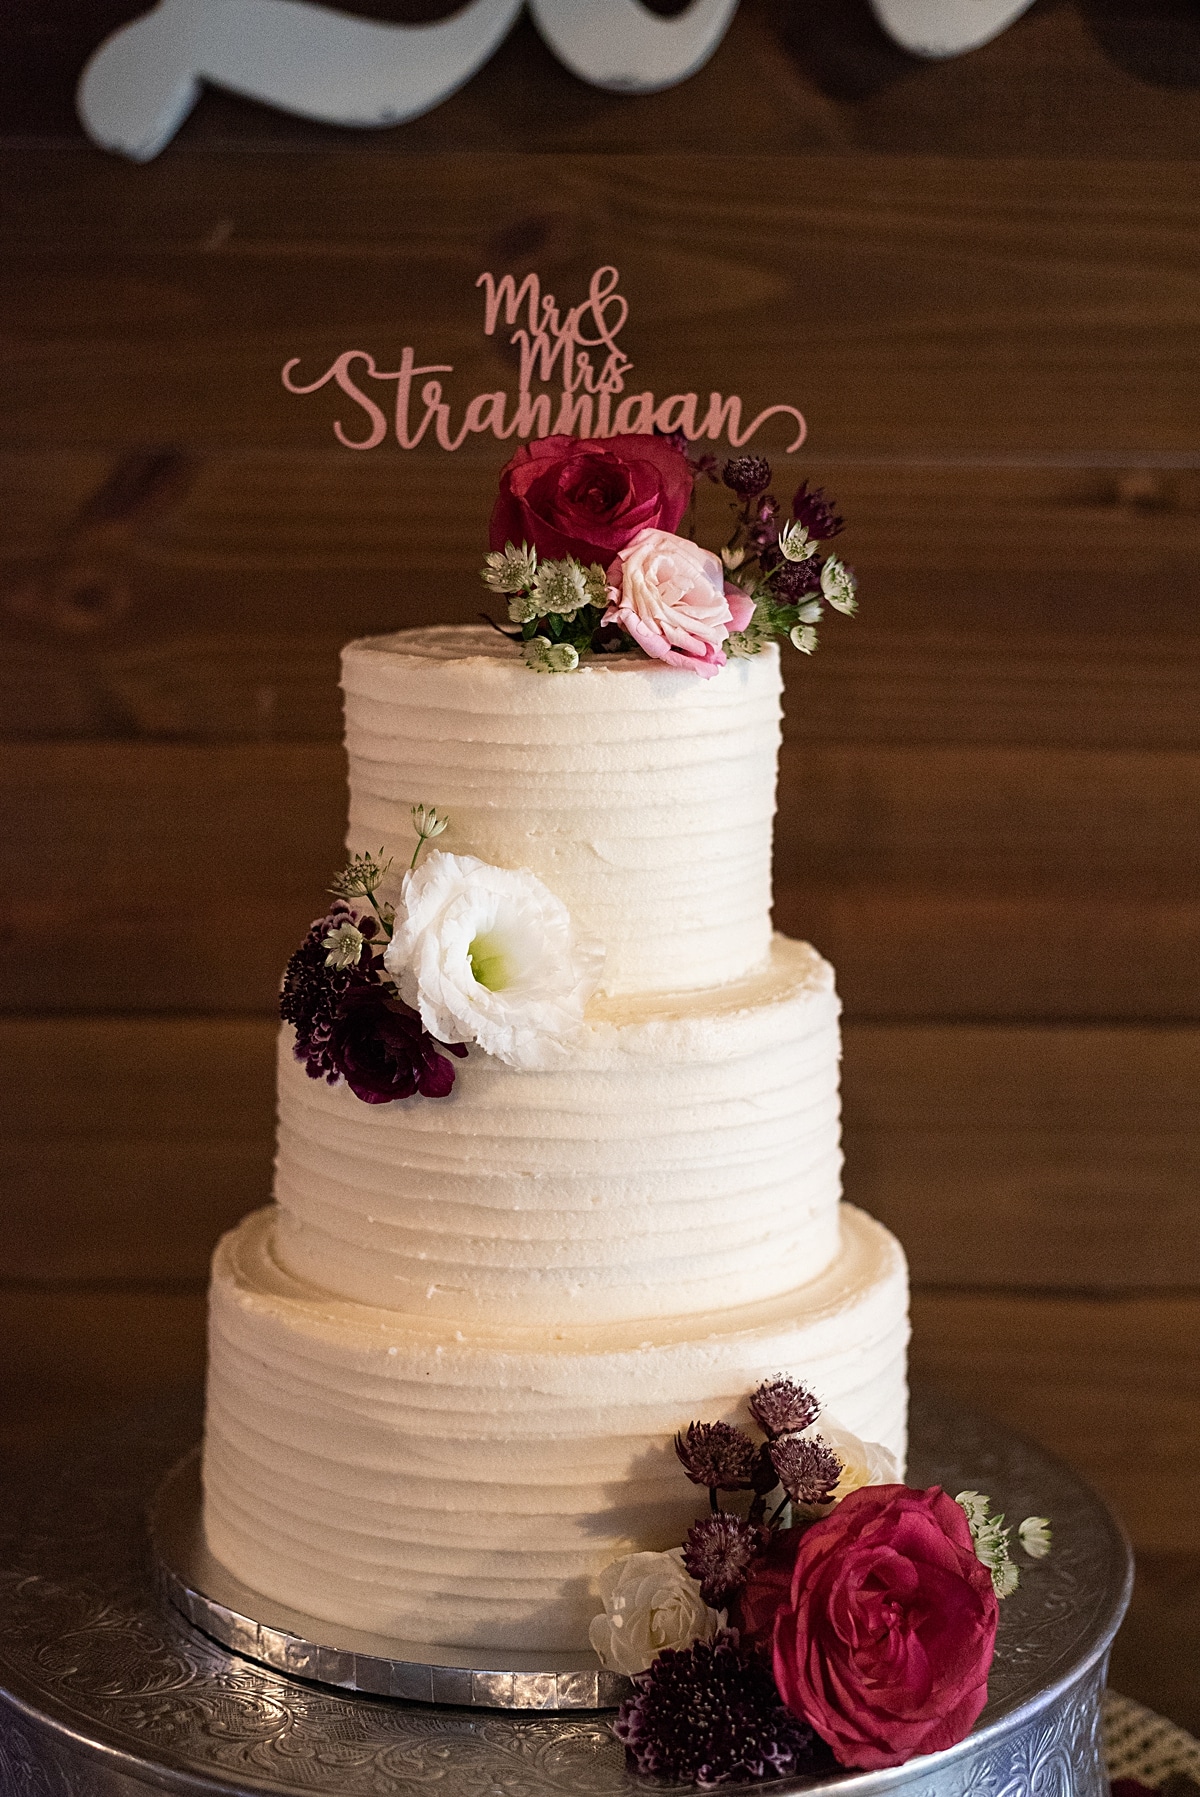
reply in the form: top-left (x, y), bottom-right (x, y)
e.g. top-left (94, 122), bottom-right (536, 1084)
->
top-left (203, 1204), bottom-right (909, 1651)
top-left (274, 936), bottom-right (844, 1327)
top-left (342, 627), bottom-right (783, 996)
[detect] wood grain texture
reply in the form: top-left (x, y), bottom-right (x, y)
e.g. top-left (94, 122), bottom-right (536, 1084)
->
top-left (7, 739), bottom-right (1200, 1019)
top-left (910, 1291), bottom-right (1200, 1553)
top-left (0, 1290), bottom-right (207, 1455)
top-left (5, 456), bottom-right (1200, 748)
top-left (4, 1017), bottom-right (1198, 1290)
top-left (1109, 1552), bottom-right (1200, 1737)
top-left (2, 151), bottom-right (1199, 459)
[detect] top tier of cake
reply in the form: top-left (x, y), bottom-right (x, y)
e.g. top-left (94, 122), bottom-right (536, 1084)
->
top-left (343, 626), bottom-right (783, 996)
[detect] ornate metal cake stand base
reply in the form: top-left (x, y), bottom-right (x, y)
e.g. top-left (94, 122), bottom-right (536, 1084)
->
top-left (0, 1386), bottom-right (1132, 1797)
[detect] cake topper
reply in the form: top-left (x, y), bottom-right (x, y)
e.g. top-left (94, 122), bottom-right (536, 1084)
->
top-left (281, 266), bottom-right (807, 454)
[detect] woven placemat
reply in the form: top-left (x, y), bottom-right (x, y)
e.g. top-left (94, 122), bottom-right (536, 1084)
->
top-left (1105, 1692), bottom-right (1200, 1787)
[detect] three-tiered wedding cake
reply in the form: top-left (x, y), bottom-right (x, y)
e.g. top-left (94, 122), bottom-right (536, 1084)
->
top-left (201, 625), bottom-right (909, 1654)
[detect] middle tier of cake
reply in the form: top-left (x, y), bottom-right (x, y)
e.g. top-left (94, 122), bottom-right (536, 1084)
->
top-left (274, 935), bottom-right (844, 1327)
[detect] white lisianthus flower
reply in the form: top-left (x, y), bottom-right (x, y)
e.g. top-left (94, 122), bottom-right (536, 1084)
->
top-left (588, 1549), bottom-right (725, 1675)
top-left (813, 1414), bottom-right (902, 1501)
top-left (383, 852), bottom-right (603, 1069)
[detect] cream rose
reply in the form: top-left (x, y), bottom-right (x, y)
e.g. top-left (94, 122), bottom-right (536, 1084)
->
top-left (588, 1548), bottom-right (725, 1675)
top-left (383, 851), bottom-right (603, 1071)
top-left (602, 527), bottom-right (755, 677)
top-left (815, 1414), bottom-right (901, 1502)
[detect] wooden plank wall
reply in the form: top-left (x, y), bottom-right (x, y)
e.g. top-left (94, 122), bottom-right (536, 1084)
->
top-left (3, 0), bottom-right (1200, 1729)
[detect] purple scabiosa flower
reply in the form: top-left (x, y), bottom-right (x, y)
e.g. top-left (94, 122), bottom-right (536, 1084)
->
top-left (614, 1630), bottom-right (822, 1787)
top-left (280, 903), bottom-right (374, 1083)
top-left (792, 480), bottom-right (844, 540)
top-left (675, 1422), bottom-right (760, 1494)
top-left (683, 1514), bottom-right (766, 1605)
top-left (723, 455), bottom-right (773, 499)
top-left (749, 1377), bottom-right (821, 1440)
top-left (769, 1432), bottom-right (843, 1507)
top-left (328, 983), bottom-right (467, 1104)
top-left (281, 902), bottom-right (465, 1103)
top-left (771, 556), bottom-right (823, 602)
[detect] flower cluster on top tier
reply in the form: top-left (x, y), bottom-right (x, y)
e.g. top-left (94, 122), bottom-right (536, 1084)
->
top-left (480, 433), bottom-right (855, 677)
top-left (280, 806), bottom-right (602, 1104)
top-left (592, 1375), bottom-right (1053, 1785)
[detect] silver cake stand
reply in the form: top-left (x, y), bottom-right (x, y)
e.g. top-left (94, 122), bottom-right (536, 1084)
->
top-left (0, 1386), bottom-right (1132, 1797)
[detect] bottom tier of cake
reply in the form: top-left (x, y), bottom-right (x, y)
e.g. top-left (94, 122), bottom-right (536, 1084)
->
top-left (202, 1205), bottom-right (908, 1652)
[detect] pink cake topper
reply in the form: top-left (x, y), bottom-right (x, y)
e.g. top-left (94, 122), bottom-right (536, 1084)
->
top-left (281, 265), bottom-right (806, 453)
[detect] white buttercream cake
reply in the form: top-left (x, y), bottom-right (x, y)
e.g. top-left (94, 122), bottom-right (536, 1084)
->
top-left (201, 626), bottom-right (910, 1652)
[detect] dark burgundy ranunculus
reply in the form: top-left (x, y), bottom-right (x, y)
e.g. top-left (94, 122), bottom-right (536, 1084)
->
top-left (329, 982), bottom-right (466, 1104)
top-left (769, 1485), bottom-right (999, 1770)
top-left (489, 433), bottom-right (693, 566)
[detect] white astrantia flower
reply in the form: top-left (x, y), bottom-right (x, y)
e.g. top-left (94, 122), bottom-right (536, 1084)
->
top-left (532, 557), bottom-right (606, 618)
top-left (721, 543), bottom-right (746, 571)
top-left (812, 1414), bottom-right (902, 1501)
top-left (524, 636), bottom-right (579, 674)
top-left (383, 851), bottom-right (603, 1069)
top-left (790, 623), bottom-right (818, 655)
top-left (482, 540), bottom-right (538, 595)
top-left (778, 520), bottom-right (818, 562)
top-left (508, 589), bottom-right (541, 625)
top-left (821, 556), bottom-right (858, 615)
top-left (410, 803), bottom-right (448, 844)
top-left (588, 1549), bottom-right (725, 1676)
top-left (322, 919), bottom-right (365, 969)
top-left (795, 599), bottom-right (823, 625)
top-left (956, 1490), bottom-right (1020, 1598)
top-left (1019, 1516), bottom-right (1052, 1559)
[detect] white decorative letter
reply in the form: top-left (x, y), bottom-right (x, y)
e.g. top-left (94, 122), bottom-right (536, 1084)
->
top-left (77, 0), bottom-right (524, 162)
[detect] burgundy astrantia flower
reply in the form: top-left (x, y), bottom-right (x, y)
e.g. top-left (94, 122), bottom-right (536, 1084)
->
top-left (280, 904), bottom-right (466, 1103)
top-left (768, 1432), bottom-right (843, 1507)
top-left (489, 434), bottom-right (692, 566)
top-left (722, 455), bottom-right (773, 500)
top-left (749, 1377), bottom-right (821, 1441)
top-left (791, 480), bottom-right (844, 540)
top-left (683, 1514), bottom-right (766, 1605)
top-left (771, 556), bottom-right (823, 602)
top-left (328, 982), bottom-right (467, 1104)
top-left (675, 1421), bottom-right (760, 1493)
top-left (614, 1630), bottom-right (824, 1787)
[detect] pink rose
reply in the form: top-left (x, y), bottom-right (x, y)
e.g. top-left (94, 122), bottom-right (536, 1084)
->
top-left (603, 528), bottom-right (755, 678)
top-left (489, 434), bottom-right (692, 566)
top-left (766, 1485), bottom-right (998, 1770)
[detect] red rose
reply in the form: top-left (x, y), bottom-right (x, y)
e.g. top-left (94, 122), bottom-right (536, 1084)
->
top-left (489, 434), bottom-right (692, 566)
top-left (734, 1525), bottom-right (806, 1654)
top-left (769, 1485), bottom-right (998, 1771)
